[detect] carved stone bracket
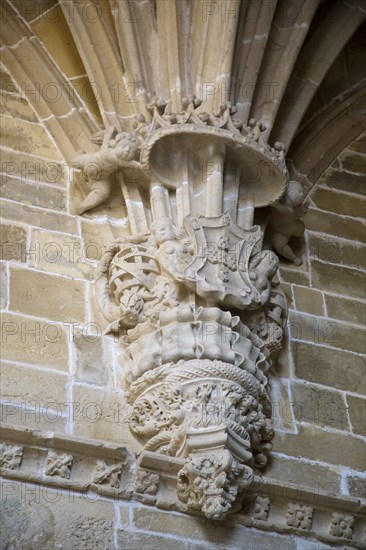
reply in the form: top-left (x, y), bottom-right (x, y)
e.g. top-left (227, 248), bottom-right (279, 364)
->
top-left (75, 96), bottom-right (309, 519)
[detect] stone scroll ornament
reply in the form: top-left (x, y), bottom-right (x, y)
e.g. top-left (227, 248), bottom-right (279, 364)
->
top-left (75, 97), bottom-right (308, 520)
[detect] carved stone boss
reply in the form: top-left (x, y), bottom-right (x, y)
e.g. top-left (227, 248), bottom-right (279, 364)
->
top-left (76, 98), bottom-right (307, 520)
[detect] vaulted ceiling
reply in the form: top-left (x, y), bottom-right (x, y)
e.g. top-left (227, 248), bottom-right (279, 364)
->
top-left (1, 0), bottom-right (365, 191)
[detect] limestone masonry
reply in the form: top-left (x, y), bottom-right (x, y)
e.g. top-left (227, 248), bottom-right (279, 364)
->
top-left (0, 1), bottom-right (365, 548)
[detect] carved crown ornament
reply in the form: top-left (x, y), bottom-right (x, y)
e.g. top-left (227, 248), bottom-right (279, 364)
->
top-left (74, 95), bottom-right (308, 520)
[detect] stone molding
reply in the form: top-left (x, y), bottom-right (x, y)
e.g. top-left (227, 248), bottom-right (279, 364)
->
top-left (0, 425), bottom-right (132, 498)
top-left (1, 426), bottom-right (365, 548)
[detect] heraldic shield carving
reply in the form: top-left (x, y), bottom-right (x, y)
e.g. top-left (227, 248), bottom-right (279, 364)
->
top-left (184, 212), bottom-right (267, 309)
top-left (74, 98), bottom-right (307, 519)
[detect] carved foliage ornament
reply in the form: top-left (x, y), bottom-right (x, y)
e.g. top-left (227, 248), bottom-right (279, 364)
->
top-left (286, 502), bottom-right (313, 530)
top-left (135, 468), bottom-right (160, 495)
top-left (75, 96), bottom-right (308, 519)
top-left (0, 443), bottom-right (23, 471)
top-left (329, 513), bottom-right (354, 539)
top-left (253, 496), bottom-right (270, 521)
top-left (93, 460), bottom-right (123, 489)
top-left (45, 451), bottom-right (73, 479)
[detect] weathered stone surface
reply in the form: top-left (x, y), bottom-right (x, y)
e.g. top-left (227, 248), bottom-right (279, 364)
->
top-left (273, 337), bottom-right (293, 378)
top-left (0, 400), bottom-right (67, 432)
top-left (29, 229), bottom-right (93, 280)
top-left (0, 147), bottom-right (67, 186)
top-left (293, 341), bottom-right (366, 395)
top-left (74, 330), bottom-right (112, 386)
top-left (273, 424), bottom-right (365, 470)
top-left (1, 311), bottom-right (69, 370)
top-left (86, 281), bottom-right (109, 334)
top-left (0, 262), bottom-right (8, 308)
top-left (1, 199), bottom-right (78, 234)
top-left (291, 381), bottom-right (349, 431)
top-left (60, 501), bottom-right (116, 550)
top-left (0, 480), bottom-right (116, 549)
top-left (346, 394), bottom-right (366, 436)
top-left (9, 266), bottom-right (86, 323)
top-left (120, 506), bottom-right (130, 528)
top-left (323, 169), bottom-right (366, 196)
top-left (71, 75), bottom-right (103, 124)
top-left (72, 384), bottom-right (140, 451)
top-left (325, 293), bottom-right (365, 326)
top-left (10, 0), bottom-right (58, 22)
top-left (346, 475), bottom-right (366, 498)
top-left (280, 282), bottom-right (293, 305)
top-left (0, 223), bottom-right (27, 262)
top-left (0, 69), bottom-right (17, 93)
top-left (80, 219), bottom-right (130, 262)
top-left (0, 361), bottom-right (67, 412)
top-left (349, 133), bottom-right (366, 155)
top-left (0, 92), bottom-right (37, 121)
top-left (279, 266), bottom-right (310, 286)
top-left (289, 311), bottom-right (366, 355)
top-left (31, 5), bottom-right (85, 78)
top-left (341, 151), bottom-right (366, 175)
top-left (311, 260), bottom-right (366, 300)
top-left (309, 233), bottom-right (366, 270)
top-left (1, 176), bottom-right (67, 211)
top-left (132, 508), bottom-right (296, 548)
top-left (0, 116), bottom-right (60, 160)
top-left (291, 538), bottom-right (342, 550)
top-left (293, 285), bottom-right (324, 316)
top-left (305, 208), bottom-right (366, 243)
top-left (0, 482), bottom-right (57, 549)
top-left (117, 530), bottom-right (199, 550)
top-left (266, 455), bottom-right (340, 494)
top-left (311, 187), bottom-right (365, 218)
top-left (270, 379), bottom-right (297, 433)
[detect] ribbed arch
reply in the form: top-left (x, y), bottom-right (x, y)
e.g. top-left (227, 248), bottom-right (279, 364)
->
top-left (1, 0), bottom-right (365, 169)
top-left (0, 0), bottom-right (100, 160)
top-left (270, 0), bottom-right (366, 149)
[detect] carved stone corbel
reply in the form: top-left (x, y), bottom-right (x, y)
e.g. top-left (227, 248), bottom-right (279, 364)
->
top-left (76, 97), bottom-right (303, 519)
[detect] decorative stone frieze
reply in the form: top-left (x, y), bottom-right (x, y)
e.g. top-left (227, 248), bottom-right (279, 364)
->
top-left (135, 469), bottom-right (160, 496)
top-left (253, 496), bottom-right (270, 521)
top-left (1, 426), bottom-right (365, 549)
top-left (73, 93), bottom-right (311, 519)
top-left (0, 427), bottom-right (132, 498)
top-left (329, 512), bottom-right (354, 540)
top-left (0, 443), bottom-right (23, 472)
top-left (286, 502), bottom-right (313, 530)
top-left (93, 460), bottom-right (123, 489)
top-left (45, 451), bottom-right (73, 479)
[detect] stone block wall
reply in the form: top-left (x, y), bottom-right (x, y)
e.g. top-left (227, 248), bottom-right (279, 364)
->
top-left (1, 70), bottom-right (365, 547)
top-left (270, 135), bottom-right (365, 501)
top-left (3, 477), bottom-right (349, 550)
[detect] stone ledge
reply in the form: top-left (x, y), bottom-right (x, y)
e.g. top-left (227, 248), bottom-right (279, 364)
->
top-left (0, 424), bottom-right (134, 498)
top-left (1, 426), bottom-right (365, 548)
